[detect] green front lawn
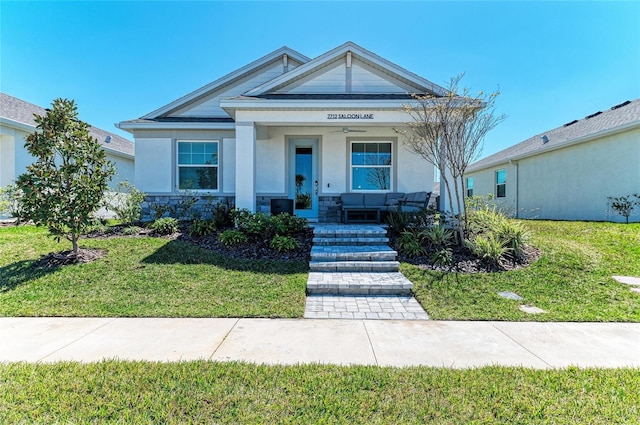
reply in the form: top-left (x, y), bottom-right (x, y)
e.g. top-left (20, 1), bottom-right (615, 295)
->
top-left (1, 362), bottom-right (638, 424)
top-left (406, 221), bottom-right (640, 321)
top-left (0, 226), bottom-right (307, 317)
top-left (1, 221), bottom-right (639, 320)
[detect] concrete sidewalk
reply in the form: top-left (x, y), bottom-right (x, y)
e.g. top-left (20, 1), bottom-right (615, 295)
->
top-left (1, 318), bottom-right (639, 369)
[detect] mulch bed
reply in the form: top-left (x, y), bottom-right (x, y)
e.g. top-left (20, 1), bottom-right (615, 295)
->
top-left (388, 232), bottom-right (541, 273)
top-left (36, 248), bottom-right (108, 267)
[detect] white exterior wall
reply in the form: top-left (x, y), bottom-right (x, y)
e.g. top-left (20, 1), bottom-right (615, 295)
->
top-left (104, 152), bottom-right (134, 188)
top-left (135, 138), bottom-right (173, 193)
top-left (255, 126), bottom-right (433, 197)
top-left (0, 133), bottom-right (16, 186)
top-left (466, 127), bottom-right (640, 222)
top-left (222, 138), bottom-right (236, 193)
top-left (466, 163), bottom-right (517, 214)
top-left (174, 62), bottom-right (298, 117)
top-left (517, 129), bottom-right (640, 221)
top-left (351, 62), bottom-right (414, 93)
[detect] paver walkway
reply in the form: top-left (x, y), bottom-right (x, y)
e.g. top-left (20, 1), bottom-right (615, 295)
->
top-left (305, 224), bottom-right (428, 319)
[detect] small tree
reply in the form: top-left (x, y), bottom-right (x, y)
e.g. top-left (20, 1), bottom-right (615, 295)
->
top-left (397, 74), bottom-right (505, 241)
top-left (16, 98), bottom-right (115, 256)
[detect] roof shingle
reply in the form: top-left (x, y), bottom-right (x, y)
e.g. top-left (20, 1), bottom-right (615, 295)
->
top-left (468, 98), bottom-right (640, 172)
top-left (0, 92), bottom-right (134, 157)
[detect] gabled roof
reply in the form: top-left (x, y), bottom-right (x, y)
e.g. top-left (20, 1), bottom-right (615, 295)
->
top-left (0, 92), bottom-right (134, 158)
top-left (244, 41), bottom-right (448, 97)
top-left (467, 98), bottom-right (640, 172)
top-left (139, 46), bottom-right (310, 119)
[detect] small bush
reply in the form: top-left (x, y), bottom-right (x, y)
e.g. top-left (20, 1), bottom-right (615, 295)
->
top-left (270, 234), bottom-right (300, 252)
top-left (189, 219), bottom-right (217, 237)
top-left (608, 194), bottom-right (640, 224)
top-left (396, 230), bottom-right (426, 257)
top-left (269, 213), bottom-right (308, 235)
top-left (0, 184), bottom-right (21, 219)
top-left (150, 217), bottom-right (179, 235)
top-left (466, 234), bottom-right (508, 268)
top-left (104, 181), bottom-right (146, 224)
top-left (219, 229), bottom-right (248, 246)
top-left (430, 247), bottom-right (453, 267)
top-left (211, 202), bottom-right (233, 228)
top-left (121, 226), bottom-right (141, 236)
top-left (494, 219), bottom-right (530, 260)
top-left (170, 190), bottom-right (199, 221)
top-left (420, 224), bottom-right (454, 249)
top-left (150, 202), bottom-right (172, 220)
top-left (232, 210), bottom-right (270, 236)
top-left (386, 211), bottom-right (415, 233)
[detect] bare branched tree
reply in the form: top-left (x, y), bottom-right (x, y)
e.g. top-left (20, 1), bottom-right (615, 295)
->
top-left (396, 74), bottom-right (505, 241)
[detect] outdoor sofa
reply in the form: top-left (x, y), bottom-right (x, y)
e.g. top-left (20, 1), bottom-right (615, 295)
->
top-left (339, 191), bottom-right (431, 223)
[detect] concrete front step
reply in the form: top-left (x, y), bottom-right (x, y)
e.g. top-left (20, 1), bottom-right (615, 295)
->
top-left (313, 237), bottom-right (390, 246)
top-left (313, 225), bottom-right (387, 240)
top-left (310, 245), bottom-right (397, 262)
top-left (309, 261), bottom-right (400, 273)
top-left (306, 272), bottom-right (413, 295)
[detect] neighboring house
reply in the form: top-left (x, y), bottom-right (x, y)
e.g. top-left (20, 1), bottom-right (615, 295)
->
top-left (0, 92), bottom-right (135, 189)
top-left (118, 41), bottom-right (445, 222)
top-left (465, 99), bottom-right (640, 222)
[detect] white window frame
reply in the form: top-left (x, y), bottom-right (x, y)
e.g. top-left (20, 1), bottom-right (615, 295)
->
top-left (176, 140), bottom-right (219, 192)
top-left (496, 169), bottom-right (506, 198)
top-left (349, 140), bottom-right (393, 192)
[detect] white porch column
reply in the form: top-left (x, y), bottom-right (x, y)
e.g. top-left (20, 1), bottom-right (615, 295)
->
top-left (235, 121), bottom-right (256, 212)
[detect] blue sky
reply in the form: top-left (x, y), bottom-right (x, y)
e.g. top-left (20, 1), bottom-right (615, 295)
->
top-left (1, 1), bottom-right (639, 158)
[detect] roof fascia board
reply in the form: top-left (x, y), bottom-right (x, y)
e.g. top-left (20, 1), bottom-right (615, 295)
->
top-left (245, 41), bottom-right (448, 97)
top-left (469, 121), bottom-right (640, 172)
top-left (116, 121), bottom-right (237, 131)
top-left (102, 146), bottom-right (135, 160)
top-left (0, 117), bottom-right (36, 133)
top-left (141, 47), bottom-right (310, 119)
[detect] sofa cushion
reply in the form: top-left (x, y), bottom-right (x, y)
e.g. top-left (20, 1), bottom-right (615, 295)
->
top-left (364, 193), bottom-right (386, 207)
top-left (385, 192), bottom-right (405, 206)
top-left (341, 193), bottom-right (364, 207)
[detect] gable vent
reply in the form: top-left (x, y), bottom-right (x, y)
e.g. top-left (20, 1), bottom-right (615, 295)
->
top-left (563, 120), bottom-right (578, 127)
top-left (611, 100), bottom-right (631, 110)
top-left (585, 111), bottom-right (602, 119)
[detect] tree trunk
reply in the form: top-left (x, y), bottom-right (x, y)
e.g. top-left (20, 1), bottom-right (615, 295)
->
top-left (71, 234), bottom-right (79, 257)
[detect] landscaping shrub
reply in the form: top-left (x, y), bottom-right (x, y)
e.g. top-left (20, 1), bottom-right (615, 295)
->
top-left (386, 206), bottom-right (439, 233)
top-left (219, 229), bottom-right (248, 246)
top-left (150, 202), bottom-right (171, 220)
top-left (170, 190), bottom-right (199, 221)
top-left (210, 202), bottom-right (233, 228)
top-left (269, 213), bottom-right (308, 236)
top-left (608, 194), bottom-right (640, 224)
top-left (0, 184), bottom-right (21, 219)
top-left (188, 219), bottom-right (217, 237)
top-left (121, 226), bottom-right (141, 236)
top-left (270, 234), bottom-right (300, 252)
top-left (232, 209), bottom-right (271, 236)
top-left (420, 224), bottom-right (454, 249)
top-left (430, 247), bottom-right (453, 267)
top-left (396, 229), bottom-right (426, 257)
top-left (104, 181), bottom-right (146, 224)
top-left (150, 217), bottom-right (179, 235)
top-left (494, 219), bottom-right (530, 260)
top-left (466, 234), bottom-right (508, 268)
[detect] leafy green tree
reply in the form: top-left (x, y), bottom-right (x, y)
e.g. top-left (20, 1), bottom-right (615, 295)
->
top-left (16, 98), bottom-right (115, 256)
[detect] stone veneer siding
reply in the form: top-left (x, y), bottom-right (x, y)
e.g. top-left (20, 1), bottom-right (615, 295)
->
top-left (142, 195), bottom-right (342, 223)
top-left (141, 195), bottom-right (234, 221)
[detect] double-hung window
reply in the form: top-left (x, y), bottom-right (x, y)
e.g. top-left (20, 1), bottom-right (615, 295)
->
top-left (466, 177), bottom-right (474, 198)
top-left (496, 169), bottom-right (506, 198)
top-left (351, 142), bottom-right (392, 191)
top-left (177, 140), bottom-right (218, 190)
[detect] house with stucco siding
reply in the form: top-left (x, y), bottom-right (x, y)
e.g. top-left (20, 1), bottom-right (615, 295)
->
top-left (118, 42), bottom-right (446, 222)
top-left (0, 92), bottom-right (135, 189)
top-left (465, 99), bottom-right (640, 222)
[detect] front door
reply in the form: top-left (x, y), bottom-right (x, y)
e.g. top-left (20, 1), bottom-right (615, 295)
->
top-left (289, 138), bottom-right (318, 220)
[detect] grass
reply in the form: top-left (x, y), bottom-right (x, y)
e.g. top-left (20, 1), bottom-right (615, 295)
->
top-left (0, 225), bottom-right (307, 317)
top-left (2, 221), bottom-right (640, 321)
top-left (1, 361), bottom-right (638, 424)
top-left (406, 221), bottom-right (640, 321)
